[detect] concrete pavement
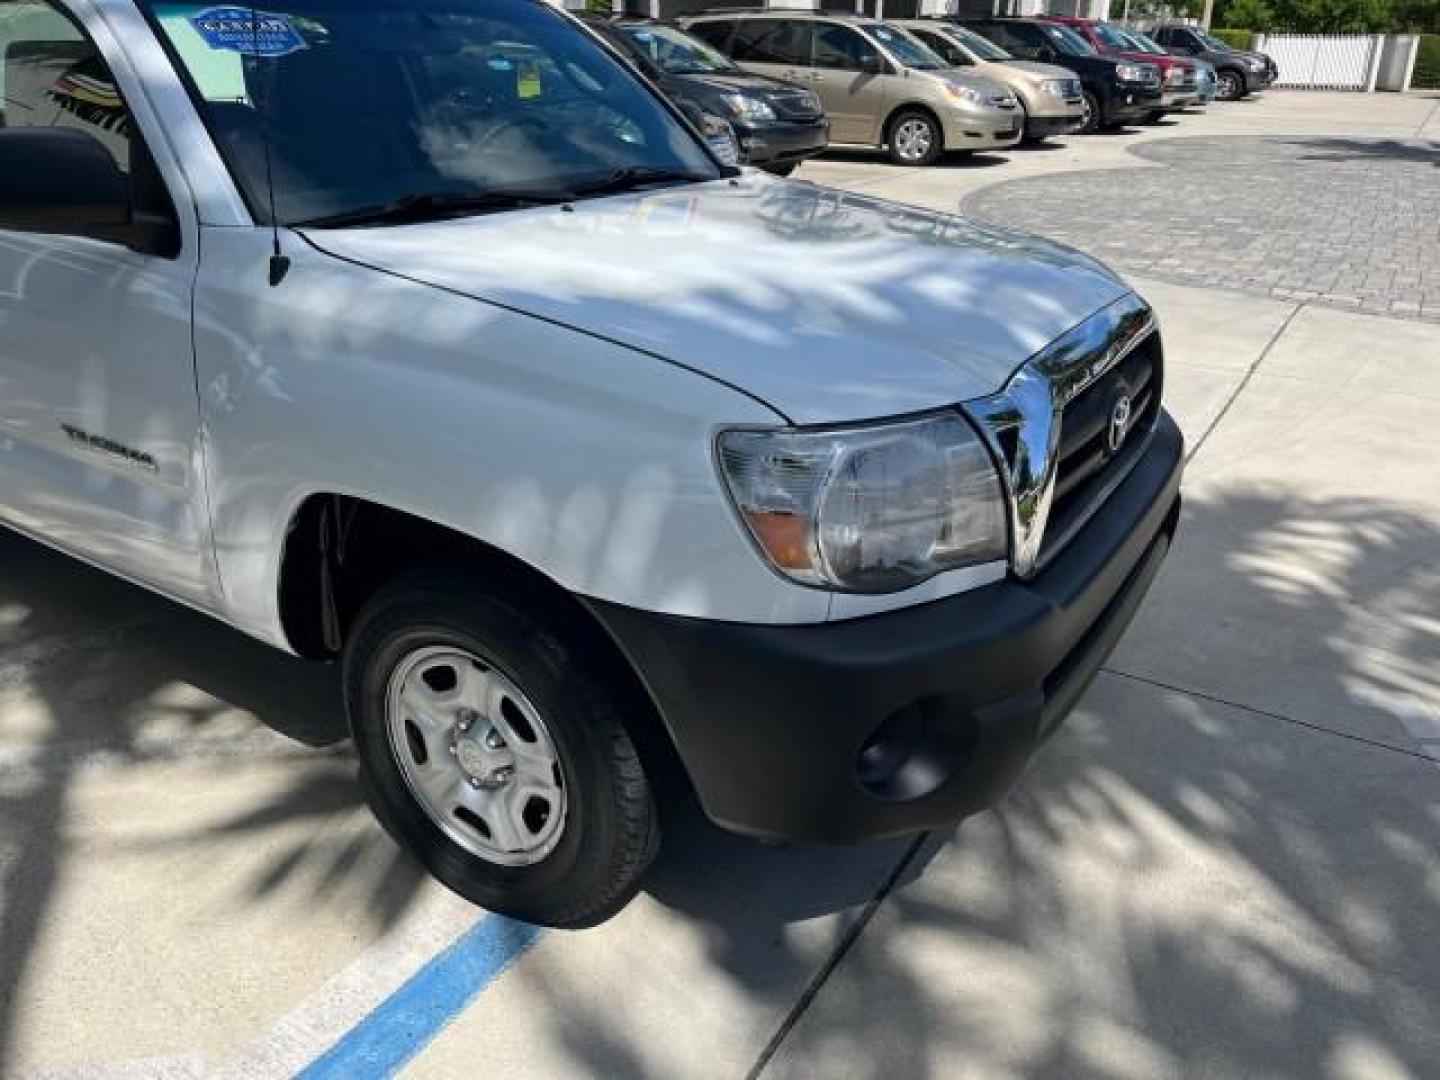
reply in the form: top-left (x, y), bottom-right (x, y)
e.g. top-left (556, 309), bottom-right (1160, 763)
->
top-left (1, 92), bottom-right (1437, 1079)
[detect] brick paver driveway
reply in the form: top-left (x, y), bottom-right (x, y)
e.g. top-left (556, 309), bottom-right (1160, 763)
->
top-left (965, 135), bottom-right (1440, 321)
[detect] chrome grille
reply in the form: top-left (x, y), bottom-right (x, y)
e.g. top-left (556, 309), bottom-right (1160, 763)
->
top-left (963, 294), bottom-right (1159, 578)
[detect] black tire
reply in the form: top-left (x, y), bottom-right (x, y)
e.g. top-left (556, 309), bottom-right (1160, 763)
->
top-left (343, 564), bottom-right (660, 928)
top-left (1216, 68), bottom-right (1245, 100)
top-left (1077, 91), bottom-right (1103, 135)
top-left (886, 109), bottom-right (943, 166)
top-left (1143, 109), bottom-right (1167, 124)
top-left (762, 161), bottom-right (798, 177)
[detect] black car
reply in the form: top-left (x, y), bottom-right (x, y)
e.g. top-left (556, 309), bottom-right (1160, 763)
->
top-left (582, 18), bottom-right (828, 175)
top-left (962, 18), bottom-right (1163, 133)
top-left (1148, 25), bottom-right (1277, 100)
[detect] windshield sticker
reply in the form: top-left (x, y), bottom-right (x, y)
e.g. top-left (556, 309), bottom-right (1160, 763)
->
top-left (188, 6), bottom-right (308, 56)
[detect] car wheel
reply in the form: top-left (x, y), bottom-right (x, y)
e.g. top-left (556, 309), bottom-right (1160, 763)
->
top-left (1016, 102), bottom-right (1042, 144)
top-left (762, 161), bottom-right (798, 177)
top-left (1216, 69), bottom-right (1244, 100)
top-left (887, 110), bottom-right (942, 166)
top-left (1143, 109), bottom-right (1166, 124)
top-left (344, 564), bottom-right (660, 928)
top-left (1077, 91), bottom-right (1103, 135)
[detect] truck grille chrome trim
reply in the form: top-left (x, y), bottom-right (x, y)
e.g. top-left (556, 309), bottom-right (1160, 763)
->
top-left (963, 293), bottom-right (1158, 579)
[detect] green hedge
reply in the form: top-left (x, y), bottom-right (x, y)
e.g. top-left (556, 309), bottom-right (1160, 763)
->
top-left (1415, 34), bottom-right (1440, 89)
top-left (1210, 28), bottom-right (1257, 49)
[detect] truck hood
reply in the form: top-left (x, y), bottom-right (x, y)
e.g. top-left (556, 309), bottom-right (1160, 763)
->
top-left (303, 174), bottom-right (1130, 424)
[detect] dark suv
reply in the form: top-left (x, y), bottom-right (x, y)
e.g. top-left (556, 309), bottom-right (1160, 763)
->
top-left (1148, 25), bottom-right (1277, 100)
top-left (963, 18), bottom-right (1162, 133)
top-left (584, 18), bottom-right (829, 174)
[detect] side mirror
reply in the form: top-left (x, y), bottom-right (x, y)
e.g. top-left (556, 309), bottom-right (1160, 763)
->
top-left (1036, 45), bottom-right (1057, 63)
top-left (0, 127), bottom-right (129, 236)
top-left (860, 54), bottom-right (888, 75)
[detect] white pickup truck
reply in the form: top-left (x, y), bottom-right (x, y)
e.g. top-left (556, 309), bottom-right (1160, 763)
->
top-left (0, 0), bottom-right (1181, 927)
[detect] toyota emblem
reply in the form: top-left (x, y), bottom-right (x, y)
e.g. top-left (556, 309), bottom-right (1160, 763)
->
top-left (1107, 394), bottom-right (1133, 455)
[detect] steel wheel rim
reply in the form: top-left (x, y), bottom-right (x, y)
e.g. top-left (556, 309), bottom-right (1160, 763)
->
top-left (1218, 73), bottom-right (1239, 99)
top-left (1081, 95), bottom-right (1095, 130)
top-left (894, 118), bottom-right (933, 162)
top-left (386, 645), bottom-right (567, 867)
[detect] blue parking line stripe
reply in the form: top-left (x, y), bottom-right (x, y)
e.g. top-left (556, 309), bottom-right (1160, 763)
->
top-left (297, 915), bottom-right (545, 1080)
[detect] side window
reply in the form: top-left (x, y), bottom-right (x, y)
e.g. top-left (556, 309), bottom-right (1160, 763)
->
top-left (687, 20), bottom-right (734, 54)
top-left (915, 28), bottom-right (968, 66)
top-left (732, 19), bottom-right (809, 66)
top-left (0, 0), bottom-right (131, 172)
top-left (811, 24), bottom-right (877, 72)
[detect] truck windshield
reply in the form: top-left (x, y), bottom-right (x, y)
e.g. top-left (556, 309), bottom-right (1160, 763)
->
top-left (1090, 23), bottom-right (1132, 51)
top-left (142, 0), bottom-right (718, 227)
top-left (1040, 23), bottom-right (1095, 57)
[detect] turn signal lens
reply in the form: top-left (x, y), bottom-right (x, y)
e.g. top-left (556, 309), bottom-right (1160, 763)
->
top-left (717, 413), bottom-right (1008, 593)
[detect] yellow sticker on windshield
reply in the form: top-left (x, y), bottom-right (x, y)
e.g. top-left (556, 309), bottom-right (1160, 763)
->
top-left (518, 59), bottom-right (542, 99)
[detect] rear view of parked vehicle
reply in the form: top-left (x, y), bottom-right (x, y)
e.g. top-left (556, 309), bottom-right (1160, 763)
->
top-left (963, 18), bottom-right (1161, 134)
top-left (1149, 24), bottom-right (1277, 100)
top-left (584, 18), bottom-right (828, 175)
top-left (895, 19), bottom-right (1083, 142)
top-left (685, 12), bottom-right (1022, 165)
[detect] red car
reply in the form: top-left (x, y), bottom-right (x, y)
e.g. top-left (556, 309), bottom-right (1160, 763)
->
top-left (1039, 16), bottom-right (1199, 119)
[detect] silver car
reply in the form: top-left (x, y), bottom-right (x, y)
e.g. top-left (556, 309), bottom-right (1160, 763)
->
top-left (684, 12), bottom-right (1022, 166)
top-left (891, 20), bottom-right (1085, 142)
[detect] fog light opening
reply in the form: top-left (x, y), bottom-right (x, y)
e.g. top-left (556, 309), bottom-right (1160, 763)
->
top-left (855, 700), bottom-right (971, 802)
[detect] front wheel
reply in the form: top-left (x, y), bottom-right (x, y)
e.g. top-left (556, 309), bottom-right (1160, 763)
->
top-left (344, 565), bottom-right (660, 928)
top-left (1077, 91), bottom-right (1103, 135)
top-left (762, 161), bottom-right (799, 177)
top-left (887, 110), bottom-right (943, 166)
top-left (1216, 69), bottom-right (1245, 100)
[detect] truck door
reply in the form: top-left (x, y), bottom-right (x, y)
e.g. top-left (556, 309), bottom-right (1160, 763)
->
top-left (0, 0), bottom-right (218, 606)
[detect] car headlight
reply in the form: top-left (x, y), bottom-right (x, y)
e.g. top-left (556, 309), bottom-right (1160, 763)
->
top-left (721, 93), bottom-right (776, 122)
top-left (1247, 57), bottom-right (1266, 71)
top-left (1116, 62), bottom-right (1156, 83)
top-left (717, 413), bottom-right (1008, 593)
top-left (1040, 78), bottom-right (1073, 97)
top-left (1164, 66), bottom-right (1184, 84)
top-left (942, 81), bottom-right (984, 106)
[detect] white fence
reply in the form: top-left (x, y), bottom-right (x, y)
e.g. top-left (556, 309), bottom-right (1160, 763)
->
top-left (1253, 33), bottom-right (1383, 91)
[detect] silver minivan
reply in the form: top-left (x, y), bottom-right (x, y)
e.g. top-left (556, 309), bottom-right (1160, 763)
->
top-left (684, 12), bottom-right (1022, 166)
top-left (891, 20), bottom-right (1084, 142)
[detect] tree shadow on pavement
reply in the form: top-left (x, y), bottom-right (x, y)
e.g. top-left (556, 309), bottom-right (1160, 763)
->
top-left (746, 487), bottom-right (1440, 1079)
top-left (0, 528), bottom-right (425, 1073)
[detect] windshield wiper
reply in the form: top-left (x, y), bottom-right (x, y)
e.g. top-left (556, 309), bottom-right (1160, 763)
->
top-left (567, 166), bottom-right (708, 198)
top-left (295, 189), bottom-right (575, 229)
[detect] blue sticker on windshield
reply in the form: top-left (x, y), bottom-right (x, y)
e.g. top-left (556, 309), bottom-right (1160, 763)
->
top-left (189, 6), bottom-right (308, 57)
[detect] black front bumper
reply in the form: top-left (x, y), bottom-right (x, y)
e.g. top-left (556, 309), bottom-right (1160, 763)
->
top-left (735, 118), bottom-right (829, 167)
top-left (1108, 84), bottom-right (1165, 123)
top-left (1024, 114), bottom-right (1079, 139)
top-left (587, 412), bottom-right (1184, 843)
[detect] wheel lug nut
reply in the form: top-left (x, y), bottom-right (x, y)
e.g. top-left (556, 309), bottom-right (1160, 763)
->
top-left (485, 731), bottom-right (504, 750)
top-left (456, 711), bottom-right (474, 733)
top-left (468, 776), bottom-right (482, 789)
top-left (492, 767), bottom-right (514, 784)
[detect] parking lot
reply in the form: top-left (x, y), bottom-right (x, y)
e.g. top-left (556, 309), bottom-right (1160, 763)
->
top-left (3, 89), bottom-right (1439, 1079)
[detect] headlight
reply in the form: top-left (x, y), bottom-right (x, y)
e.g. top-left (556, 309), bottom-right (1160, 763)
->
top-left (1115, 62), bottom-right (1156, 83)
top-left (1040, 78), bottom-right (1073, 97)
top-left (1164, 66), bottom-right (1184, 84)
top-left (942, 81), bottom-right (984, 106)
top-left (717, 413), bottom-right (1008, 593)
top-left (720, 93), bottom-right (776, 122)
top-left (1247, 57), bottom-right (1266, 71)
